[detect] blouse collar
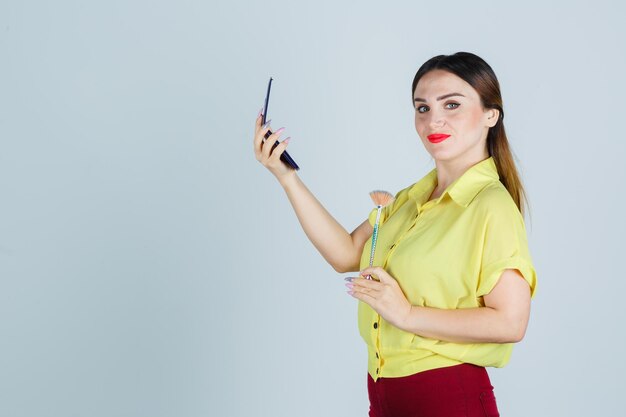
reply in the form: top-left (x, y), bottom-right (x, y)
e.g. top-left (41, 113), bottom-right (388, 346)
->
top-left (407, 156), bottom-right (500, 208)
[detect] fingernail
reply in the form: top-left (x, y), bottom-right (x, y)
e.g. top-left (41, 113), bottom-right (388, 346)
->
top-left (275, 127), bottom-right (285, 135)
top-left (345, 283), bottom-right (354, 289)
top-left (262, 119), bottom-right (272, 129)
top-left (344, 277), bottom-right (354, 282)
top-left (282, 137), bottom-right (291, 144)
top-left (347, 290), bottom-right (354, 295)
top-left (257, 107), bottom-right (263, 118)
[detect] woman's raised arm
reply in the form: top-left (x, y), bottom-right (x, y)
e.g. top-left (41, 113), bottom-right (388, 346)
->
top-left (253, 114), bottom-right (372, 273)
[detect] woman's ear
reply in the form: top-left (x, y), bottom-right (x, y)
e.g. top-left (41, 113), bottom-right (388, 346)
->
top-left (486, 108), bottom-right (500, 128)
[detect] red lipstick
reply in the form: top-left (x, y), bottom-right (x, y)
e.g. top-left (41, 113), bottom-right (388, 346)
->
top-left (427, 134), bottom-right (450, 143)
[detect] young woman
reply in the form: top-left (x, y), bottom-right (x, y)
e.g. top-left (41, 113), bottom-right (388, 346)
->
top-left (253, 51), bottom-right (537, 417)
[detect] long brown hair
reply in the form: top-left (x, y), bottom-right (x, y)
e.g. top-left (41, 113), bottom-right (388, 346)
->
top-left (411, 52), bottom-right (530, 218)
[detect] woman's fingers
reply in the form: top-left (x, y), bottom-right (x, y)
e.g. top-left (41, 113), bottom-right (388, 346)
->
top-left (254, 109), bottom-right (265, 135)
top-left (268, 137), bottom-right (290, 164)
top-left (253, 122), bottom-right (272, 160)
top-left (253, 113), bottom-right (294, 180)
top-left (354, 285), bottom-right (381, 296)
top-left (261, 127), bottom-right (285, 160)
top-left (350, 277), bottom-right (383, 295)
top-left (350, 290), bottom-right (378, 305)
top-left (349, 284), bottom-right (381, 305)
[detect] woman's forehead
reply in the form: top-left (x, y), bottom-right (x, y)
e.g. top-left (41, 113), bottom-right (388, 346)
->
top-left (414, 70), bottom-right (476, 99)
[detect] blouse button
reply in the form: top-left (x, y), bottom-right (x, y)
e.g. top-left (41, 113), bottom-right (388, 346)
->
top-left (390, 244), bottom-right (396, 249)
top-left (373, 322), bottom-right (378, 329)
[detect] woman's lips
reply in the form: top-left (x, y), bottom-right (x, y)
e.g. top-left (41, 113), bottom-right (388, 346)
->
top-left (427, 134), bottom-right (450, 143)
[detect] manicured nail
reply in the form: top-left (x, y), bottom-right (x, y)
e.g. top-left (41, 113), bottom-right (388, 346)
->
top-left (275, 127), bottom-right (285, 135)
top-left (282, 137), bottom-right (291, 144)
top-left (347, 290), bottom-right (354, 295)
top-left (345, 283), bottom-right (354, 289)
top-left (344, 277), bottom-right (355, 282)
top-left (262, 119), bottom-right (272, 129)
top-left (257, 107), bottom-right (263, 118)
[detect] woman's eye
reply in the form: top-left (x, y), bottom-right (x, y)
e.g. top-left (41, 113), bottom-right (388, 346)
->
top-left (416, 103), bottom-right (459, 113)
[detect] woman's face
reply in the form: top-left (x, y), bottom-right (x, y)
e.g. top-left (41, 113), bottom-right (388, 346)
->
top-left (413, 69), bottom-right (499, 163)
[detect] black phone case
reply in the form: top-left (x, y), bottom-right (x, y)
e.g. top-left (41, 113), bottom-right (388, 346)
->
top-left (262, 77), bottom-right (300, 171)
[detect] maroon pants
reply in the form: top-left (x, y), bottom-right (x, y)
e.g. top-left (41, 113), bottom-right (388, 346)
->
top-left (367, 363), bottom-right (500, 417)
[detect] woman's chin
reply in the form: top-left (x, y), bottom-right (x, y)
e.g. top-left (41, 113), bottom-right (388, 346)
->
top-left (424, 147), bottom-right (455, 161)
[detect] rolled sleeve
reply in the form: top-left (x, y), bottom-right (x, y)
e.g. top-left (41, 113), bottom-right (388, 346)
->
top-left (476, 201), bottom-right (537, 299)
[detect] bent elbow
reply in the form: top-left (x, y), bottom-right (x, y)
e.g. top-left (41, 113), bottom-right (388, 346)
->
top-left (514, 328), bottom-right (527, 343)
top-left (506, 325), bottom-right (527, 343)
top-left (331, 259), bottom-right (354, 274)
top-left (332, 257), bottom-right (360, 274)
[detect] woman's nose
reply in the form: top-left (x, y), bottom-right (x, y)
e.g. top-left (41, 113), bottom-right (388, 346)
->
top-left (428, 112), bottom-right (445, 128)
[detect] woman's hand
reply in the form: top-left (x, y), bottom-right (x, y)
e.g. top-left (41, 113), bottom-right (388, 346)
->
top-left (347, 266), bottom-right (413, 330)
top-left (253, 110), bottom-right (293, 183)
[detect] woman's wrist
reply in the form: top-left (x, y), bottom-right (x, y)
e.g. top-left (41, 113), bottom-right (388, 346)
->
top-left (400, 305), bottom-right (419, 334)
top-left (278, 170), bottom-right (298, 189)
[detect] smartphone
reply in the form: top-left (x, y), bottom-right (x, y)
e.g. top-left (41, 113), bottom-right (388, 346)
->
top-left (262, 77), bottom-right (300, 170)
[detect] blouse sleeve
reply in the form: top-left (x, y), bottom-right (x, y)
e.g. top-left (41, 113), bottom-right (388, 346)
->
top-left (476, 198), bottom-right (538, 299)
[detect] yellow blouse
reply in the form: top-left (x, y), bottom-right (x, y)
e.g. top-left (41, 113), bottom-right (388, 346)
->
top-left (359, 156), bottom-right (537, 382)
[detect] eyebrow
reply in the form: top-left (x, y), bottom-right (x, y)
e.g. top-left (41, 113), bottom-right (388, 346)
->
top-left (413, 92), bottom-right (466, 103)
